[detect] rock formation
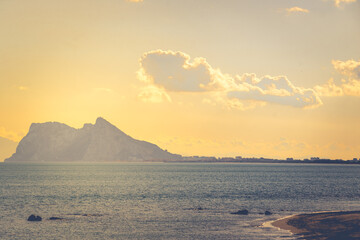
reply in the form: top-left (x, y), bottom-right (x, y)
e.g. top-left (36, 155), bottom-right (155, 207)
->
top-left (5, 117), bottom-right (181, 162)
top-left (231, 209), bottom-right (249, 215)
top-left (27, 215), bottom-right (42, 221)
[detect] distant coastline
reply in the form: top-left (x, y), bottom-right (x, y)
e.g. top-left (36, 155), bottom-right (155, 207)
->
top-left (4, 117), bottom-right (359, 164)
top-left (165, 156), bottom-right (360, 164)
top-left (4, 157), bottom-right (360, 164)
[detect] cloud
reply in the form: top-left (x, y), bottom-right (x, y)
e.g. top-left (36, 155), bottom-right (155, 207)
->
top-left (342, 79), bottom-right (360, 96)
top-left (217, 96), bottom-right (267, 111)
top-left (334, 0), bottom-right (357, 7)
top-left (227, 74), bottom-right (322, 109)
top-left (138, 85), bottom-right (171, 103)
top-left (138, 50), bottom-right (225, 92)
top-left (315, 79), bottom-right (344, 96)
top-left (0, 127), bottom-right (22, 142)
top-left (332, 59), bottom-right (360, 78)
top-left (138, 50), bottom-right (322, 109)
top-left (315, 59), bottom-right (360, 96)
top-left (285, 6), bottom-right (309, 14)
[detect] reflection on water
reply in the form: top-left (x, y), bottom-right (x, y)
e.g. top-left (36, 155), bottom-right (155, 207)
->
top-left (1, 163), bottom-right (359, 239)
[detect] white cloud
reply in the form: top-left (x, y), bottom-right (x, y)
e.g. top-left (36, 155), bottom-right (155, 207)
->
top-left (315, 79), bottom-right (344, 96)
top-left (138, 50), bottom-right (322, 109)
top-left (138, 50), bottom-right (225, 92)
top-left (342, 79), bottom-right (360, 96)
top-left (334, 0), bottom-right (357, 7)
top-left (315, 59), bottom-right (360, 96)
top-left (285, 6), bottom-right (309, 15)
top-left (138, 85), bottom-right (171, 103)
top-left (227, 75), bottom-right (322, 109)
top-left (0, 127), bottom-right (22, 142)
top-left (332, 59), bottom-right (360, 78)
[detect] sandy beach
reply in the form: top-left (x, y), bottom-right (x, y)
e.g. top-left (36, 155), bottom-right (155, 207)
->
top-left (271, 211), bottom-right (360, 239)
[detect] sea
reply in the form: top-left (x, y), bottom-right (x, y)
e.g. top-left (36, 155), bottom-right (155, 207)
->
top-left (0, 163), bottom-right (360, 240)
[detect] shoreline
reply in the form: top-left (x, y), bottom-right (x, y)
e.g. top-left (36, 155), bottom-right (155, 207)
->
top-left (270, 211), bottom-right (360, 239)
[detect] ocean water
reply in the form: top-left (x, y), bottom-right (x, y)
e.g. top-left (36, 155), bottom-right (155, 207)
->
top-left (0, 163), bottom-right (360, 239)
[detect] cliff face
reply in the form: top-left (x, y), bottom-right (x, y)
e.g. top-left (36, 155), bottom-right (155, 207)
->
top-left (5, 117), bottom-right (181, 162)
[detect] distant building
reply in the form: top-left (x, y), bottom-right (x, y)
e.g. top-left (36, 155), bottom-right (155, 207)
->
top-left (219, 157), bottom-right (236, 162)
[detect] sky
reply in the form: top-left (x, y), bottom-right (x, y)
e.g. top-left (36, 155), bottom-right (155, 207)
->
top-left (0, 0), bottom-right (359, 160)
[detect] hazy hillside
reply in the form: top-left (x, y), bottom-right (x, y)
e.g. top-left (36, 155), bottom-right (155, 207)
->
top-left (0, 137), bottom-right (18, 162)
top-left (5, 117), bottom-right (181, 162)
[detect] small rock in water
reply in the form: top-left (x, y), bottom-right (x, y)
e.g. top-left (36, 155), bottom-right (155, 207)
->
top-left (265, 211), bottom-right (272, 215)
top-left (49, 217), bottom-right (63, 220)
top-left (27, 215), bottom-right (42, 221)
top-left (231, 209), bottom-right (249, 215)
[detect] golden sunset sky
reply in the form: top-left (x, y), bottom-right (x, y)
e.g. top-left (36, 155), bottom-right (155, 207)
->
top-left (1, 0), bottom-right (359, 160)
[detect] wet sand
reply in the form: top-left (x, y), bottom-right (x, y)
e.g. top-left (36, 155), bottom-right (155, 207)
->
top-left (271, 211), bottom-right (360, 239)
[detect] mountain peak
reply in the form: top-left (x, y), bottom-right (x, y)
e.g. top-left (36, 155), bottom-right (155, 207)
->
top-left (5, 118), bottom-right (182, 162)
top-left (95, 117), bottom-right (111, 126)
